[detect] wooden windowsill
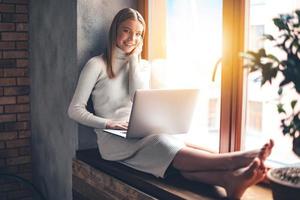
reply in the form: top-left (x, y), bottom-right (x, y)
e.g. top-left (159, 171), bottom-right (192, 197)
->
top-left (74, 148), bottom-right (272, 200)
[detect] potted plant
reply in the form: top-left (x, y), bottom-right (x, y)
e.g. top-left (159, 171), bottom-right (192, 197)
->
top-left (243, 9), bottom-right (300, 200)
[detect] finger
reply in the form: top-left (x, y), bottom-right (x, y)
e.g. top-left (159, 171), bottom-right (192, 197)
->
top-left (117, 125), bottom-right (127, 130)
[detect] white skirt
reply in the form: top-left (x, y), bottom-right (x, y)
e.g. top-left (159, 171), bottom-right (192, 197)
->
top-left (96, 130), bottom-right (185, 178)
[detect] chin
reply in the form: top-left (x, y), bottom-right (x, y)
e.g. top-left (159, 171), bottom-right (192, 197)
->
top-left (123, 48), bottom-right (134, 54)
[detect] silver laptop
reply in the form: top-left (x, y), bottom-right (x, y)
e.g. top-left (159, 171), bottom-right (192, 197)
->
top-left (103, 89), bottom-right (199, 138)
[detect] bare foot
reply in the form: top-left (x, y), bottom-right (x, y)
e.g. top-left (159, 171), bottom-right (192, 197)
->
top-left (228, 139), bottom-right (274, 170)
top-left (258, 139), bottom-right (274, 161)
top-left (225, 158), bottom-right (266, 199)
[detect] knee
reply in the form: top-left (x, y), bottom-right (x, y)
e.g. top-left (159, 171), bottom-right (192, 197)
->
top-left (180, 171), bottom-right (194, 181)
top-left (147, 134), bottom-right (169, 142)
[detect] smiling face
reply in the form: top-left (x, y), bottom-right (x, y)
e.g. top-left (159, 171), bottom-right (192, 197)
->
top-left (116, 19), bottom-right (144, 54)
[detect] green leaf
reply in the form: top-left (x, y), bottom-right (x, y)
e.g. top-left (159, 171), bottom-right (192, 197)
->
top-left (263, 34), bottom-right (275, 41)
top-left (291, 100), bottom-right (297, 109)
top-left (266, 54), bottom-right (279, 62)
top-left (258, 48), bottom-right (266, 57)
top-left (278, 87), bottom-right (283, 95)
top-left (277, 103), bottom-right (286, 114)
top-left (295, 10), bottom-right (300, 20)
top-left (273, 18), bottom-right (288, 30)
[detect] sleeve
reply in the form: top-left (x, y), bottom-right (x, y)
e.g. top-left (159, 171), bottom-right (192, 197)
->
top-left (128, 55), bottom-right (151, 100)
top-left (68, 58), bottom-right (108, 129)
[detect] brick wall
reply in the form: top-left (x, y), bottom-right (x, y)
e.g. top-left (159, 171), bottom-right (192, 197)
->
top-left (0, 0), bottom-right (32, 199)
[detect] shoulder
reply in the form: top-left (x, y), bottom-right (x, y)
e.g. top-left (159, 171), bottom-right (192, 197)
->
top-left (84, 55), bottom-right (106, 71)
top-left (81, 55), bottom-right (107, 75)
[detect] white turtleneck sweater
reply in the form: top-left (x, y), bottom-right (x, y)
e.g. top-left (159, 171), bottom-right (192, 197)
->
top-left (68, 48), bottom-right (185, 178)
top-left (68, 47), bottom-right (150, 129)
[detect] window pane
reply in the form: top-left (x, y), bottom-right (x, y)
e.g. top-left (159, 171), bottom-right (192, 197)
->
top-left (244, 0), bottom-right (300, 166)
top-left (161, 0), bottom-right (222, 151)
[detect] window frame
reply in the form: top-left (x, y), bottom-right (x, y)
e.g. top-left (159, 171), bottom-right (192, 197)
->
top-left (138, 0), bottom-right (247, 153)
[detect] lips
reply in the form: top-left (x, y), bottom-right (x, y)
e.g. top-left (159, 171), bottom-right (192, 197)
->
top-left (125, 43), bottom-right (135, 47)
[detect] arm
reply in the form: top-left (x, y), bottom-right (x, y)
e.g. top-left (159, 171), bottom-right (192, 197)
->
top-left (128, 56), bottom-right (151, 100)
top-left (68, 58), bottom-right (108, 129)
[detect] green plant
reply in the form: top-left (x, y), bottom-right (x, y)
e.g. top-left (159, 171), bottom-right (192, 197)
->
top-left (243, 10), bottom-right (300, 157)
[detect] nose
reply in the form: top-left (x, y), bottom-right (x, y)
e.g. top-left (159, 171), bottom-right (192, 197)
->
top-left (128, 32), bottom-right (136, 41)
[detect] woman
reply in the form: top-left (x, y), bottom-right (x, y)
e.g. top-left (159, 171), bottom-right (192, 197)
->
top-left (68, 8), bottom-right (274, 199)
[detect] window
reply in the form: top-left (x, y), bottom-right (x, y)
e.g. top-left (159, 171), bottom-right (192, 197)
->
top-left (246, 101), bottom-right (262, 133)
top-left (244, 0), bottom-right (300, 166)
top-left (138, 0), bottom-right (299, 165)
top-left (249, 25), bottom-right (264, 50)
top-left (208, 98), bottom-right (220, 131)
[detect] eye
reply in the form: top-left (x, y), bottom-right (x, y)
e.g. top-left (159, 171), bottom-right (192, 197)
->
top-left (136, 32), bottom-right (142, 37)
top-left (123, 28), bottom-right (130, 33)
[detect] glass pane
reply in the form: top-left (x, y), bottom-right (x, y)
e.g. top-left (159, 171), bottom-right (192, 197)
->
top-left (150, 0), bottom-right (223, 151)
top-left (244, 0), bottom-right (300, 166)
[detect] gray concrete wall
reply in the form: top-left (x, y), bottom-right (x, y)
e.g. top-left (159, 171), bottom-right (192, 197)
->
top-left (30, 0), bottom-right (136, 199)
top-left (30, 0), bottom-right (77, 199)
top-left (77, 0), bottom-right (137, 150)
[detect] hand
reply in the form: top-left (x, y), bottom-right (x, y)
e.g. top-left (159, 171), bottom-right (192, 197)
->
top-left (128, 40), bottom-right (143, 57)
top-left (106, 120), bottom-right (128, 130)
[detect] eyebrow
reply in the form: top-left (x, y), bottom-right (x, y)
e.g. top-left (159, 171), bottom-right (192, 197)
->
top-left (121, 26), bottom-right (142, 32)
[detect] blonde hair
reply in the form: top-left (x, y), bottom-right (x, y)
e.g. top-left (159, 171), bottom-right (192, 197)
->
top-left (104, 8), bottom-right (146, 79)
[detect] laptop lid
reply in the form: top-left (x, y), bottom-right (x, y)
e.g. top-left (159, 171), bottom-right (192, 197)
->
top-left (126, 89), bottom-right (199, 138)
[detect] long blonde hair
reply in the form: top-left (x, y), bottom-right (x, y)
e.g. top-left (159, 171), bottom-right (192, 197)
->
top-left (104, 8), bottom-right (146, 79)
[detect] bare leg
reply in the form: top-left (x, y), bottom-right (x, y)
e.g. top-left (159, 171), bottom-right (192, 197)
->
top-left (181, 158), bottom-right (266, 199)
top-left (172, 139), bottom-right (274, 171)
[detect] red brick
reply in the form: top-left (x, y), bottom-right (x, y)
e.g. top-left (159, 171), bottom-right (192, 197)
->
top-left (16, 41), bottom-right (28, 49)
top-left (0, 131), bottom-right (17, 141)
top-left (0, 41), bottom-right (15, 50)
top-left (0, 121), bottom-right (29, 131)
top-left (18, 130), bottom-right (30, 138)
top-left (17, 95), bottom-right (28, 103)
top-left (0, 114), bottom-right (16, 122)
top-left (21, 197), bottom-right (34, 200)
top-left (16, 23), bottom-right (28, 31)
top-left (2, 13), bottom-right (28, 22)
top-left (0, 148), bottom-right (18, 158)
top-left (4, 86), bottom-right (29, 95)
top-left (0, 158), bottom-right (5, 167)
top-left (0, 106), bottom-right (3, 113)
top-left (3, 50), bottom-right (28, 59)
top-left (16, 172), bottom-right (32, 181)
top-left (16, 59), bottom-right (28, 67)
top-left (0, 177), bottom-right (16, 184)
top-left (18, 163), bottom-right (31, 172)
top-left (0, 4), bottom-right (15, 13)
top-left (18, 146), bottom-right (30, 156)
top-left (6, 138), bottom-right (30, 148)
top-left (3, 68), bottom-right (28, 77)
top-left (1, 32), bottom-right (28, 41)
top-left (0, 141), bottom-right (5, 149)
top-left (2, 0), bottom-right (28, 4)
top-left (16, 5), bottom-right (27, 13)
top-left (17, 77), bottom-right (29, 85)
top-left (7, 156), bottom-right (31, 166)
top-left (0, 166), bottom-right (18, 175)
top-left (0, 59), bottom-right (16, 68)
top-left (5, 104), bottom-right (29, 113)
top-left (0, 182), bottom-right (20, 192)
top-left (17, 113), bottom-right (29, 121)
top-left (0, 78), bottom-right (16, 86)
top-left (0, 96), bottom-right (16, 104)
top-left (0, 23), bottom-right (15, 31)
